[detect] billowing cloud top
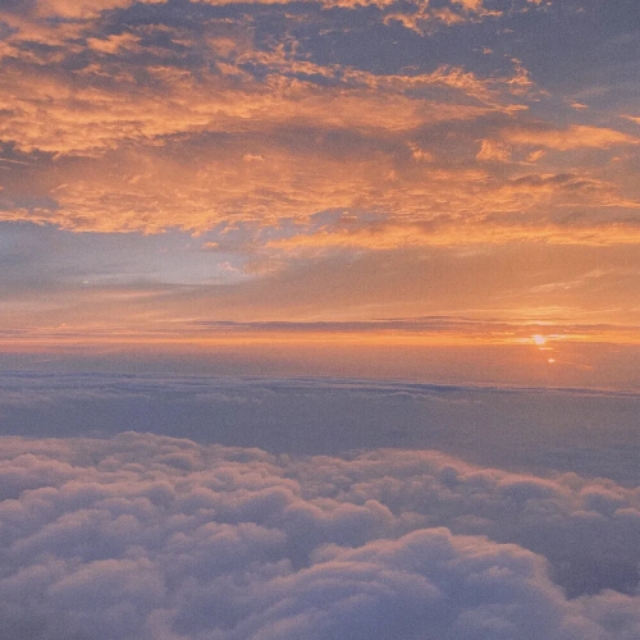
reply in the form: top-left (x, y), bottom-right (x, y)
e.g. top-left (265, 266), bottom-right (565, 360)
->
top-left (0, 431), bottom-right (638, 640)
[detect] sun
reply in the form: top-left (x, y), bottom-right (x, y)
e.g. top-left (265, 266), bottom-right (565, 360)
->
top-left (532, 334), bottom-right (547, 346)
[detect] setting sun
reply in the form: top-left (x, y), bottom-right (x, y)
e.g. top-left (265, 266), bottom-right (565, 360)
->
top-left (532, 334), bottom-right (547, 346)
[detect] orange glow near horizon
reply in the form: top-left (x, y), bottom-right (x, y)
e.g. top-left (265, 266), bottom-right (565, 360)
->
top-left (2, 325), bottom-right (639, 390)
top-left (1, 323), bottom-right (638, 351)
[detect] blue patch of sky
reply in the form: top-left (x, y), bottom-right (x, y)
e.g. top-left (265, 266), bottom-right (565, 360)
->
top-left (0, 221), bottom-right (251, 289)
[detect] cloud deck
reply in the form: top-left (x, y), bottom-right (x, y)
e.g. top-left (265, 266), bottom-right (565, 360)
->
top-left (1, 431), bottom-right (638, 640)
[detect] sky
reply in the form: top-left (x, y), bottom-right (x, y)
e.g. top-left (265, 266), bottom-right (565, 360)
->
top-left (0, 1), bottom-right (639, 639)
top-left (0, 0), bottom-right (639, 385)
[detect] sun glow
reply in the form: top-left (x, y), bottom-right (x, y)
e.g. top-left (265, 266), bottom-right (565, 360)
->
top-left (532, 334), bottom-right (547, 346)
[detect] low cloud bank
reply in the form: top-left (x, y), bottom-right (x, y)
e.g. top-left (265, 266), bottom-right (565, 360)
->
top-left (1, 372), bottom-right (639, 485)
top-left (0, 432), bottom-right (638, 639)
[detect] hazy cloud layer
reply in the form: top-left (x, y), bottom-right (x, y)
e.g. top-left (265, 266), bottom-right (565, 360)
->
top-left (0, 432), bottom-right (638, 640)
top-left (1, 372), bottom-right (638, 484)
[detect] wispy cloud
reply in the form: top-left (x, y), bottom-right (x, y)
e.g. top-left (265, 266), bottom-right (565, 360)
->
top-left (502, 124), bottom-right (638, 151)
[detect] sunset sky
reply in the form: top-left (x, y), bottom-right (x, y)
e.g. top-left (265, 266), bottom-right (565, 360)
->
top-left (0, 0), bottom-right (639, 386)
top-left (0, 3), bottom-right (639, 639)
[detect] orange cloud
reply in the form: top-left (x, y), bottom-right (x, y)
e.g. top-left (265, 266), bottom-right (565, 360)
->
top-left (3, 123), bottom-right (637, 241)
top-left (0, 1), bottom-right (637, 252)
top-left (264, 221), bottom-right (640, 252)
top-left (0, 53), bottom-right (522, 157)
top-left (197, 0), bottom-right (502, 13)
top-left (503, 124), bottom-right (637, 150)
top-left (35, 0), bottom-right (165, 18)
top-left (383, 0), bottom-right (502, 34)
top-left (476, 139), bottom-right (511, 162)
top-left (86, 33), bottom-right (141, 54)
top-left (197, 0), bottom-right (396, 6)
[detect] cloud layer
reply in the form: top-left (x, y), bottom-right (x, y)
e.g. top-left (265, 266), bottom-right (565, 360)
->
top-left (0, 432), bottom-right (638, 640)
top-left (0, 0), bottom-right (638, 246)
top-left (1, 372), bottom-right (639, 483)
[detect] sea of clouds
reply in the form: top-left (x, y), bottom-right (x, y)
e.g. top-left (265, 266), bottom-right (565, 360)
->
top-left (1, 372), bottom-right (639, 483)
top-left (1, 431), bottom-right (638, 640)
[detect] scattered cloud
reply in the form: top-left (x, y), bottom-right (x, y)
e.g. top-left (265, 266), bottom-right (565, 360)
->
top-left (502, 125), bottom-right (638, 151)
top-left (4, 0), bottom-right (636, 244)
top-left (476, 139), bottom-right (512, 162)
top-left (0, 2), bottom-right (637, 276)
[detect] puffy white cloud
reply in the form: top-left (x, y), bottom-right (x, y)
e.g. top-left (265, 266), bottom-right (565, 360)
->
top-left (0, 432), bottom-right (637, 640)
